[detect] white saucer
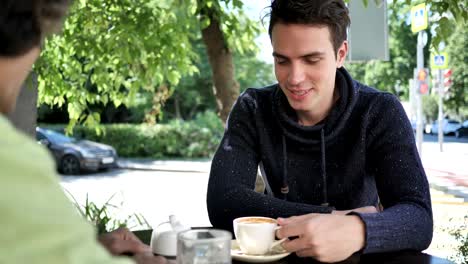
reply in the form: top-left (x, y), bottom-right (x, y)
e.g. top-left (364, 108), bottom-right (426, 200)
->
top-left (231, 240), bottom-right (291, 263)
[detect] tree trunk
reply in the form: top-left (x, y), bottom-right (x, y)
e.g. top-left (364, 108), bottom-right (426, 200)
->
top-left (199, 5), bottom-right (239, 124)
top-left (7, 73), bottom-right (38, 138)
top-left (197, 3), bottom-right (264, 191)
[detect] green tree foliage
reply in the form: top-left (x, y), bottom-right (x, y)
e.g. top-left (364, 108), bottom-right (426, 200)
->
top-left (448, 215), bottom-right (468, 264)
top-left (235, 53), bottom-right (276, 92)
top-left (163, 41), bottom-right (217, 121)
top-left (35, 0), bottom-right (259, 131)
top-left (445, 24), bottom-right (467, 119)
top-left (163, 41), bottom-right (275, 120)
top-left (422, 94), bottom-right (438, 122)
top-left (358, 0), bottom-right (467, 49)
top-left (419, 0), bottom-right (467, 50)
top-left (35, 0), bottom-right (198, 132)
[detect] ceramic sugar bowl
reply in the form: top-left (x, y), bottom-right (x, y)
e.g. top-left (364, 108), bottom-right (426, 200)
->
top-left (150, 215), bottom-right (190, 257)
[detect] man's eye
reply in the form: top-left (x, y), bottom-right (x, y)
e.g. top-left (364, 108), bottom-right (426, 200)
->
top-left (275, 58), bottom-right (287, 65)
top-left (306, 58), bottom-right (320, 64)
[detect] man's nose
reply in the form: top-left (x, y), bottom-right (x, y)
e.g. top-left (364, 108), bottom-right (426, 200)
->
top-left (287, 63), bottom-right (305, 86)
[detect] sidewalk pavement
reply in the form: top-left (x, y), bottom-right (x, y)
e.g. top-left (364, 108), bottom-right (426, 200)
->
top-left (117, 140), bottom-right (468, 201)
top-left (117, 158), bottom-right (211, 173)
top-left (421, 141), bottom-right (468, 202)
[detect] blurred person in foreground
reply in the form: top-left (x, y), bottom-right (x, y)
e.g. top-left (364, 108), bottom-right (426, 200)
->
top-left (0, 1), bottom-right (166, 263)
top-left (207, 0), bottom-right (433, 262)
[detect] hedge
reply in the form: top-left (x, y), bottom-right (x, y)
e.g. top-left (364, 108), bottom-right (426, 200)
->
top-left (41, 111), bottom-right (224, 158)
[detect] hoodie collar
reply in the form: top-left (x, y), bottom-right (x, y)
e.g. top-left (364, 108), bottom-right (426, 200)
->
top-left (273, 67), bottom-right (358, 146)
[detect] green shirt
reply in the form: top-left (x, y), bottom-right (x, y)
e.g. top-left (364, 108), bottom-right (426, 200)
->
top-left (0, 115), bottom-right (133, 264)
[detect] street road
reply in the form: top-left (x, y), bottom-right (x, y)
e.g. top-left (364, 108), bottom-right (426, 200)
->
top-left (61, 169), bottom-right (212, 229)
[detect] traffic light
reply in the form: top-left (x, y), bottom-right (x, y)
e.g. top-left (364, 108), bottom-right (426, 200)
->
top-left (417, 68), bottom-right (429, 94)
top-left (444, 69), bottom-right (452, 90)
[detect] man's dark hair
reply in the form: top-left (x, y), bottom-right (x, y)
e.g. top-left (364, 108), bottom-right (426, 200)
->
top-left (0, 0), bottom-right (70, 57)
top-left (268, 0), bottom-right (350, 54)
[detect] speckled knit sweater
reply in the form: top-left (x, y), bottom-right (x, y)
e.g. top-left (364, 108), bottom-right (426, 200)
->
top-left (207, 67), bottom-right (433, 254)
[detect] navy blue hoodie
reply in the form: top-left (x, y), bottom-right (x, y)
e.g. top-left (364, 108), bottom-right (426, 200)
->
top-left (207, 67), bottom-right (433, 254)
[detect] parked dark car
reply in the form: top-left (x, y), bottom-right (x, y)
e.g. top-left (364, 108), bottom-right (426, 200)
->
top-left (455, 120), bottom-right (468, 138)
top-left (36, 127), bottom-right (118, 175)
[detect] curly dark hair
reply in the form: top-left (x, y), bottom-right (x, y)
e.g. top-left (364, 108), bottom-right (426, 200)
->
top-left (0, 0), bottom-right (70, 57)
top-left (268, 0), bottom-right (350, 54)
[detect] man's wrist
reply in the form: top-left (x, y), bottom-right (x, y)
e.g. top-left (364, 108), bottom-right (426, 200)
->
top-left (332, 209), bottom-right (351, 215)
top-left (347, 215), bottom-right (366, 252)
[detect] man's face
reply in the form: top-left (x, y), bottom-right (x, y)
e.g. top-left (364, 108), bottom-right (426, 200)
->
top-left (0, 47), bottom-right (40, 114)
top-left (272, 23), bottom-right (347, 115)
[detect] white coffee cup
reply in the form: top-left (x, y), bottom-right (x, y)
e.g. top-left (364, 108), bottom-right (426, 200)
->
top-left (233, 216), bottom-right (286, 255)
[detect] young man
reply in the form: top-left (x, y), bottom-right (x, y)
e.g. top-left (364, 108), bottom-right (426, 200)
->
top-left (207, 0), bottom-right (433, 262)
top-left (0, 1), bottom-right (166, 263)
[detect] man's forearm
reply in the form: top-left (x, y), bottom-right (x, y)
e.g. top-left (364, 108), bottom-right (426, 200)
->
top-left (207, 187), bottom-right (334, 231)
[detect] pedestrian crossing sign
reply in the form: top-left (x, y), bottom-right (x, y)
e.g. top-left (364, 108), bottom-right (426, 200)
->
top-left (411, 3), bottom-right (428, 33)
top-left (431, 52), bottom-right (449, 70)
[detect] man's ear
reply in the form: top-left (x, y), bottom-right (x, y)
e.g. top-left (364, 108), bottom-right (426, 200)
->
top-left (336, 40), bottom-right (348, 68)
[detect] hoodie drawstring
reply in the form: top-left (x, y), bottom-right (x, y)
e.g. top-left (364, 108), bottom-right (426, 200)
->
top-left (280, 128), bottom-right (329, 206)
top-left (281, 135), bottom-right (289, 199)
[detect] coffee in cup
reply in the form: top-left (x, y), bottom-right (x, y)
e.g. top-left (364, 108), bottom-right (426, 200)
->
top-left (233, 216), bottom-right (285, 255)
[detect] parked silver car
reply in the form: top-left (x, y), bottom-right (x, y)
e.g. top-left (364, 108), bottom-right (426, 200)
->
top-left (36, 127), bottom-right (118, 175)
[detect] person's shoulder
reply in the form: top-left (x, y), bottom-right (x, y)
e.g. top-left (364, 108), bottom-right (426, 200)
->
top-left (0, 116), bottom-right (32, 149)
top-left (0, 116), bottom-right (45, 154)
top-left (241, 84), bottom-right (277, 99)
top-left (355, 81), bottom-right (400, 106)
top-left (237, 84), bottom-right (278, 107)
top-left (354, 83), bottom-right (408, 126)
top-left (0, 116), bottom-right (56, 180)
top-left (356, 81), bottom-right (384, 96)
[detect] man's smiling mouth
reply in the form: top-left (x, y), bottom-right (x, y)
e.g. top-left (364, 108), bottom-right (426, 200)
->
top-left (287, 88), bottom-right (313, 99)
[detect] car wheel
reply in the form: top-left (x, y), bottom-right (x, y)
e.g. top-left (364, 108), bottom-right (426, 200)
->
top-left (61, 155), bottom-right (81, 175)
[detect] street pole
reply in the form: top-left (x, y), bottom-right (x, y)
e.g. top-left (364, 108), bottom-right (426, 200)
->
top-left (415, 31), bottom-right (425, 154)
top-left (438, 69), bottom-right (444, 152)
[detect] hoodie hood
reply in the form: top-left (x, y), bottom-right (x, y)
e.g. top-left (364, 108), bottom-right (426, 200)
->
top-left (273, 67), bottom-right (358, 146)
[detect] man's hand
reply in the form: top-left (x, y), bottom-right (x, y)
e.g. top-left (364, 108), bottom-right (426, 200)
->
top-left (332, 206), bottom-right (379, 215)
top-left (276, 214), bottom-right (367, 263)
top-left (98, 227), bottom-right (151, 256)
